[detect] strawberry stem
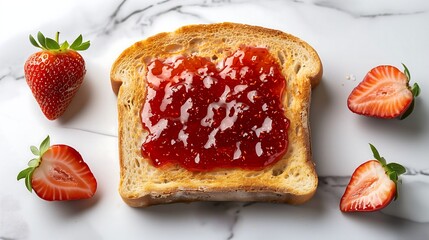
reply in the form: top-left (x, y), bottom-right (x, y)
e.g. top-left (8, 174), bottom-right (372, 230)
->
top-left (369, 143), bottom-right (406, 199)
top-left (398, 64), bottom-right (419, 120)
top-left (17, 135), bottom-right (51, 193)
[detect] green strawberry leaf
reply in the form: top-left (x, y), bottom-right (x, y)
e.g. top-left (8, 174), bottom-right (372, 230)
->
top-left (369, 143), bottom-right (382, 162)
top-left (70, 34), bottom-right (83, 49)
top-left (17, 167), bottom-right (35, 192)
top-left (31, 32), bottom-right (90, 52)
top-left (39, 135), bottom-right (50, 156)
top-left (17, 167), bottom-right (32, 181)
top-left (30, 145), bottom-right (39, 156)
top-left (29, 34), bottom-right (41, 49)
top-left (412, 83), bottom-right (420, 97)
top-left (379, 157), bottom-right (387, 166)
top-left (73, 41), bottom-right (91, 51)
top-left (60, 41), bottom-right (70, 51)
top-left (402, 63), bottom-right (411, 81)
top-left (25, 173), bottom-right (33, 192)
top-left (28, 158), bottom-right (40, 168)
top-left (388, 171), bottom-right (398, 182)
top-left (37, 31), bottom-right (47, 49)
top-left (387, 163), bottom-right (406, 175)
top-left (45, 38), bottom-right (60, 50)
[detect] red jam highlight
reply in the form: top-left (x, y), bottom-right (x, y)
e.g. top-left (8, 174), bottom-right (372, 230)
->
top-left (141, 46), bottom-right (289, 171)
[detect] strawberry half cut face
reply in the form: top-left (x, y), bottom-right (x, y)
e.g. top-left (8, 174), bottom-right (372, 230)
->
top-left (347, 65), bottom-right (420, 119)
top-left (17, 136), bottom-right (97, 201)
top-left (340, 144), bottom-right (406, 212)
top-left (340, 160), bottom-right (395, 212)
top-left (31, 145), bottom-right (97, 201)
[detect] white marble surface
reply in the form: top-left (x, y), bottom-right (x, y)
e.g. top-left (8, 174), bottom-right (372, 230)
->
top-left (1, 0), bottom-right (429, 239)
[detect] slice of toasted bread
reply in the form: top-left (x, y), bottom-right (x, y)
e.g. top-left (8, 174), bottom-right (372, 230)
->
top-left (111, 22), bottom-right (322, 207)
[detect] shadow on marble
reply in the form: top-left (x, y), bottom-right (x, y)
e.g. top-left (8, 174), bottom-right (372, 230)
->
top-left (58, 74), bottom-right (94, 124)
top-left (353, 97), bottom-right (427, 137)
top-left (308, 78), bottom-right (333, 168)
top-left (45, 189), bottom-right (102, 217)
top-left (310, 76), bottom-right (333, 117)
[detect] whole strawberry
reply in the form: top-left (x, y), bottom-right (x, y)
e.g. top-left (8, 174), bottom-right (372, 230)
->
top-left (24, 32), bottom-right (90, 120)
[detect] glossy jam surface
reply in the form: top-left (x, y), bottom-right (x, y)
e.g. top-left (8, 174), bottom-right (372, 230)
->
top-left (141, 47), bottom-right (289, 171)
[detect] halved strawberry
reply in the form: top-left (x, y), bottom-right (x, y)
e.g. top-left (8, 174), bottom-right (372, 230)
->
top-left (347, 64), bottom-right (420, 119)
top-left (17, 136), bottom-right (97, 201)
top-left (340, 144), bottom-right (406, 212)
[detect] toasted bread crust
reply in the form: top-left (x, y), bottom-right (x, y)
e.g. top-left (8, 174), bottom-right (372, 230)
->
top-left (111, 22), bottom-right (322, 207)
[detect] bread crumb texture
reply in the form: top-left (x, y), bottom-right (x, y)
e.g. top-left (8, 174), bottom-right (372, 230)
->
top-left (111, 23), bottom-right (322, 206)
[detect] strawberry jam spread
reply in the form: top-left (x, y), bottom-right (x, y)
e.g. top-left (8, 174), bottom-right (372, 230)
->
top-left (141, 46), bottom-right (289, 171)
